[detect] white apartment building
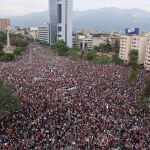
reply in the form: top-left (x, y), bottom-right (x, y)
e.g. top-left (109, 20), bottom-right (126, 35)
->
top-left (119, 35), bottom-right (132, 61)
top-left (38, 23), bottom-right (50, 44)
top-left (49, 0), bottom-right (73, 47)
top-left (119, 35), bottom-right (147, 64)
top-left (144, 36), bottom-right (150, 70)
top-left (131, 36), bottom-right (147, 64)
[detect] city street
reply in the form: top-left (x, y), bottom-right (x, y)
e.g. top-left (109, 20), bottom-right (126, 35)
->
top-left (0, 45), bottom-right (149, 149)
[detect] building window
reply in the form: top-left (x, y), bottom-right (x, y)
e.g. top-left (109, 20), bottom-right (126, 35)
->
top-left (58, 4), bottom-right (62, 23)
top-left (58, 27), bottom-right (62, 32)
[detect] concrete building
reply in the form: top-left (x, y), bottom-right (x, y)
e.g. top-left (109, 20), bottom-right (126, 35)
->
top-left (119, 35), bottom-right (132, 61)
top-left (77, 35), bottom-right (93, 50)
top-left (93, 34), bottom-right (120, 47)
top-left (119, 34), bottom-right (150, 67)
top-left (49, 0), bottom-right (73, 47)
top-left (11, 26), bottom-right (28, 36)
top-left (0, 19), bottom-right (10, 32)
top-left (38, 23), bottom-right (50, 44)
top-left (73, 35), bottom-right (78, 49)
top-left (144, 36), bottom-right (150, 70)
top-left (93, 35), bottom-right (108, 47)
top-left (119, 35), bottom-right (147, 64)
top-left (28, 27), bottom-right (38, 40)
top-left (131, 36), bottom-right (147, 64)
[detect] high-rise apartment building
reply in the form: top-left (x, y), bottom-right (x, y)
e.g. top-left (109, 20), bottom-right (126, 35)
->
top-left (119, 35), bottom-right (148, 64)
top-left (119, 35), bottom-right (132, 61)
top-left (144, 36), bottom-right (150, 70)
top-left (0, 19), bottom-right (10, 32)
top-left (131, 36), bottom-right (147, 64)
top-left (49, 0), bottom-right (73, 47)
top-left (119, 33), bottom-right (150, 70)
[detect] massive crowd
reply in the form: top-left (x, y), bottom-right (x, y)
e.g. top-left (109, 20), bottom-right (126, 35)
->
top-left (0, 45), bottom-right (149, 150)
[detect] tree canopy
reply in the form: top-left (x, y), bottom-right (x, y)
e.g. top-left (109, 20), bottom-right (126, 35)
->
top-left (0, 42), bottom-right (4, 51)
top-left (129, 50), bottom-right (138, 67)
top-left (128, 49), bottom-right (139, 84)
top-left (0, 80), bottom-right (20, 118)
top-left (86, 50), bottom-right (97, 61)
top-left (0, 31), bottom-right (6, 44)
top-left (53, 40), bottom-right (69, 56)
top-left (94, 42), bottom-right (112, 53)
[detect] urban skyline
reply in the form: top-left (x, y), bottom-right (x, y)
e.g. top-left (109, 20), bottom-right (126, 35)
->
top-left (0, 0), bottom-right (150, 149)
top-left (0, 0), bottom-right (150, 17)
top-left (37, 0), bottom-right (73, 47)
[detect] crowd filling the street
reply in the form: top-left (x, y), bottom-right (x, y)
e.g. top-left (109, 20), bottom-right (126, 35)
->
top-left (0, 45), bottom-right (149, 150)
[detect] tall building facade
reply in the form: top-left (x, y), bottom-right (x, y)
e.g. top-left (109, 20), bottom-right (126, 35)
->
top-left (49, 0), bottom-right (73, 47)
top-left (144, 36), bottom-right (150, 70)
top-left (119, 35), bottom-right (132, 61)
top-left (38, 23), bottom-right (50, 44)
top-left (119, 33), bottom-right (150, 70)
top-left (0, 19), bottom-right (10, 32)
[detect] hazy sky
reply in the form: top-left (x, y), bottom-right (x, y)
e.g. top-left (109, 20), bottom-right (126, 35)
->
top-left (0, 0), bottom-right (150, 17)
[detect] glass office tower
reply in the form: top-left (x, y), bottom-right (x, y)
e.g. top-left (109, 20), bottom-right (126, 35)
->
top-left (49, 0), bottom-right (73, 47)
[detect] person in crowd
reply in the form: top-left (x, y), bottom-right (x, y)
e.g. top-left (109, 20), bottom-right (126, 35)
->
top-left (0, 45), bottom-right (149, 149)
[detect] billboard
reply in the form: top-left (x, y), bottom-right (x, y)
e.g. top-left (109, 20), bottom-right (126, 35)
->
top-left (125, 28), bottom-right (140, 35)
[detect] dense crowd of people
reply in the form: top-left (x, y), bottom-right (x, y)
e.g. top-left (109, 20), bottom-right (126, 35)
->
top-left (0, 45), bottom-right (149, 150)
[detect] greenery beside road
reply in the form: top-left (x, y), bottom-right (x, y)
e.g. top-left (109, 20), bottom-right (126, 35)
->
top-left (0, 31), bottom-right (28, 61)
top-left (10, 33), bottom-right (28, 47)
top-left (0, 80), bottom-right (20, 118)
top-left (0, 53), bottom-right (15, 62)
top-left (51, 40), bottom-right (122, 65)
top-left (13, 47), bottom-right (26, 55)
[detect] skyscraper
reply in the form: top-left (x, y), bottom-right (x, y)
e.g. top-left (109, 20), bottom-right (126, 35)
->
top-left (49, 0), bottom-right (73, 47)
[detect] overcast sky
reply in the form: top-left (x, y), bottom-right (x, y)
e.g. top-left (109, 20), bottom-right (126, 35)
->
top-left (0, 0), bottom-right (150, 17)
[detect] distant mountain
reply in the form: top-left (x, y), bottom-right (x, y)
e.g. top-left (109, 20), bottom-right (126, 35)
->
top-left (10, 7), bottom-right (150, 32)
top-left (10, 11), bottom-right (49, 27)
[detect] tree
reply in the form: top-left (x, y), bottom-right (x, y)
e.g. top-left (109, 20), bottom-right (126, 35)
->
top-left (114, 40), bottom-right (120, 53)
top-left (97, 42), bottom-right (112, 53)
top-left (0, 31), bottom-right (7, 43)
top-left (17, 33), bottom-right (23, 38)
top-left (95, 55), bottom-right (112, 64)
top-left (111, 53), bottom-right (122, 65)
top-left (10, 34), bottom-right (28, 47)
top-left (93, 46), bottom-right (100, 52)
top-left (141, 77), bottom-right (150, 109)
top-left (105, 39), bottom-right (112, 53)
top-left (54, 40), bottom-right (69, 55)
top-left (0, 51), bottom-right (4, 57)
top-left (129, 50), bottom-right (138, 68)
top-left (86, 50), bottom-right (97, 61)
top-left (0, 42), bottom-right (4, 51)
top-left (13, 47), bottom-right (25, 55)
top-left (99, 44), bottom-right (106, 52)
top-left (0, 80), bottom-right (20, 118)
top-left (128, 50), bottom-right (138, 84)
top-left (68, 48), bottom-right (79, 59)
top-left (0, 53), bottom-right (15, 61)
